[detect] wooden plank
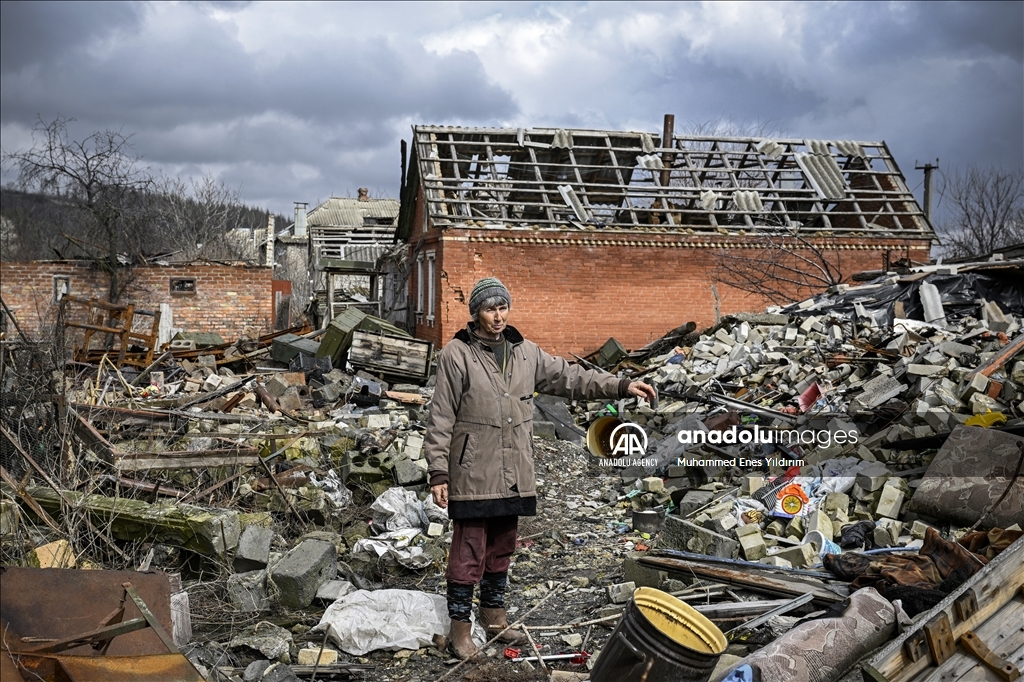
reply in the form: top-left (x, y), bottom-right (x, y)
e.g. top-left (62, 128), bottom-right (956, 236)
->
top-left (910, 598), bottom-right (1023, 682)
top-left (638, 555), bottom-right (844, 606)
top-left (865, 535), bottom-right (1024, 682)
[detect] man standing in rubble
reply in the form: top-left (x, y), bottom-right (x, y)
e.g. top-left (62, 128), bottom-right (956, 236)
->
top-left (425, 276), bottom-right (656, 659)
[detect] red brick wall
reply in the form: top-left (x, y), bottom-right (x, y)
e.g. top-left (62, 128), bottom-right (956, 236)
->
top-left (410, 229), bottom-right (931, 357)
top-left (0, 261), bottom-right (273, 341)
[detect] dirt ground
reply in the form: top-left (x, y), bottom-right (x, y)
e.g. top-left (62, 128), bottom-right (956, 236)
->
top-left (188, 437), bottom-right (655, 681)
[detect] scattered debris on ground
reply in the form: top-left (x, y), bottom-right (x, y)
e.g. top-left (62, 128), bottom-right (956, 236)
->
top-left (2, 258), bottom-right (1023, 682)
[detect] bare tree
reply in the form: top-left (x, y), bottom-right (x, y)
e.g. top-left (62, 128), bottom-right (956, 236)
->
top-left (153, 173), bottom-right (261, 261)
top-left (713, 234), bottom-right (845, 304)
top-left (2, 117), bottom-right (153, 301)
top-left (936, 166), bottom-right (1024, 258)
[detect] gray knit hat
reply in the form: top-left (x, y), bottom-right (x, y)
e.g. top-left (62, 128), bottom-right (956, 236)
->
top-left (468, 277), bottom-right (511, 315)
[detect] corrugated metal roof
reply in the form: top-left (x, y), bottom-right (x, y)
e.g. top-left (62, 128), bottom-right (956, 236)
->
top-left (307, 197), bottom-right (399, 228)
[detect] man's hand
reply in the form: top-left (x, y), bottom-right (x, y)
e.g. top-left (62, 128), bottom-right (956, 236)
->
top-left (431, 482), bottom-right (449, 508)
top-left (627, 381), bottom-right (657, 404)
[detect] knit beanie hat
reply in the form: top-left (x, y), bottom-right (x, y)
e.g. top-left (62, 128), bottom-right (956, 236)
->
top-left (469, 277), bottom-right (511, 315)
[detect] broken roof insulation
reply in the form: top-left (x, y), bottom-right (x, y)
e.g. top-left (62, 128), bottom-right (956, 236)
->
top-left (404, 126), bottom-right (934, 238)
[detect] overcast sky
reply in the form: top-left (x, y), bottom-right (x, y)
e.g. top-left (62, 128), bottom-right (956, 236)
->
top-left (1, 1), bottom-right (1021, 220)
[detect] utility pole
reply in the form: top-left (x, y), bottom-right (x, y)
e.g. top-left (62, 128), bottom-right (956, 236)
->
top-left (915, 158), bottom-right (939, 221)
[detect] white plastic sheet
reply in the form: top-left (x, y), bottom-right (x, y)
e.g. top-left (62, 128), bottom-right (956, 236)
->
top-left (371, 487), bottom-right (427, 531)
top-left (316, 589), bottom-right (484, 655)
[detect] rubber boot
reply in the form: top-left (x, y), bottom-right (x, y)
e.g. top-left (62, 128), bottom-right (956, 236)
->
top-left (479, 607), bottom-right (529, 645)
top-left (448, 619), bottom-right (482, 660)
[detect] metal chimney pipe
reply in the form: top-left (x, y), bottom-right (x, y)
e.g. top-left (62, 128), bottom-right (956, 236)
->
top-left (294, 202), bottom-right (308, 238)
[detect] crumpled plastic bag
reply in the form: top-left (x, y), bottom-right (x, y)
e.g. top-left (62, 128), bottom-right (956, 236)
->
top-left (352, 529), bottom-right (433, 569)
top-left (813, 457), bottom-right (877, 496)
top-left (315, 589), bottom-right (484, 655)
top-left (372, 487), bottom-right (428, 531)
top-left (309, 470), bottom-right (352, 512)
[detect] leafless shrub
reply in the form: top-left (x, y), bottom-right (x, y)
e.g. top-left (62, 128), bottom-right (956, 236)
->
top-left (936, 166), bottom-right (1024, 258)
top-left (713, 234), bottom-right (845, 304)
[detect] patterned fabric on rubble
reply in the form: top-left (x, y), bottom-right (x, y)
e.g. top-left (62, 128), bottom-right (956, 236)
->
top-left (713, 587), bottom-right (895, 682)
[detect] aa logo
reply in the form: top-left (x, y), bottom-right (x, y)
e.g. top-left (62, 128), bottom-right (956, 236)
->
top-left (610, 422), bottom-right (648, 457)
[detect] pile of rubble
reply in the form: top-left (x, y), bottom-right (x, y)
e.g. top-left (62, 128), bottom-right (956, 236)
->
top-left (2, 264), bottom-right (1023, 682)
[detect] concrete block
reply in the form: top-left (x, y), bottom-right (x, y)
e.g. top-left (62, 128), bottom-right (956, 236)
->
top-left (922, 405), bottom-right (954, 432)
top-left (534, 421), bottom-right (557, 440)
top-left (771, 542), bottom-right (818, 568)
top-left (227, 570), bottom-right (270, 612)
top-left (855, 464), bottom-right (890, 492)
top-left (202, 373), bottom-right (222, 392)
top-left (313, 382), bottom-right (342, 403)
top-left (960, 372), bottom-right (990, 400)
top-left (234, 525), bottom-right (274, 573)
top-left (873, 518), bottom-right (902, 547)
top-left (704, 513), bottom-right (737, 535)
top-left (874, 485), bottom-right (905, 519)
top-left (622, 552), bottom-right (667, 588)
top-left (266, 374), bottom-right (290, 398)
top-left (806, 511), bottom-right (835, 539)
top-left (741, 475), bottom-right (765, 495)
top-left (910, 520), bottom-right (936, 540)
top-left (277, 389), bottom-right (303, 412)
top-left (759, 556), bottom-right (792, 568)
top-left (822, 492), bottom-right (850, 522)
top-left (298, 648), bottom-right (338, 666)
top-left (404, 433), bottom-right (424, 460)
top-left (855, 375), bottom-right (905, 408)
top-left (939, 342), bottom-right (975, 359)
top-left (316, 579), bottom-right (353, 602)
top-left (784, 516), bottom-right (805, 538)
top-left (641, 477), bottom-right (665, 493)
top-left (659, 516), bottom-right (739, 558)
top-left (907, 364), bottom-right (944, 377)
top-left (363, 414), bottom-right (391, 429)
top-left (393, 457), bottom-right (426, 486)
top-left (606, 581), bottom-right (637, 604)
top-left (677, 490), bottom-right (715, 517)
top-left (736, 525), bottom-right (767, 561)
top-left (270, 539), bottom-right (337, 609)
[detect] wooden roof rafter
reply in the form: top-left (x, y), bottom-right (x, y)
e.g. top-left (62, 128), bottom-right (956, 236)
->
top-left (407, 126), bottom-right (935, 237)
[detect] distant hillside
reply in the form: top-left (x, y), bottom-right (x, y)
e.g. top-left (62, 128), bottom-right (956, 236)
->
top-left (0, 188), bottom-right (290, 262)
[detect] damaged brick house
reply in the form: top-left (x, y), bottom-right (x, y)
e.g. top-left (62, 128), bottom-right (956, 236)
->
top-left (0, 259), bottom-right (273, 348)
top-left (299, 190), bottom-right (400, 326)
top-left (396, 122), bottom-right (935, 357)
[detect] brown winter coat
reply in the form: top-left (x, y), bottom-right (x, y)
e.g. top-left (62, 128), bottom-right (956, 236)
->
top-left (424, 324), bottom-right (627, 518)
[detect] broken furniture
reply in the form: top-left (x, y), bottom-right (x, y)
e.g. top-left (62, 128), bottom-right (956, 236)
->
top-left (60, 295), bottom-right (161, 368)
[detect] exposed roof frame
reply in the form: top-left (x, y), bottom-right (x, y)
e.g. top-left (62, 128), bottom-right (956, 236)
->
top-left (410, 126), bottom-right (933, 237)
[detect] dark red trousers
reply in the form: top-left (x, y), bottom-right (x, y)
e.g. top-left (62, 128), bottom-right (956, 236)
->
top-left (445, 515), bottom-right (519, 585)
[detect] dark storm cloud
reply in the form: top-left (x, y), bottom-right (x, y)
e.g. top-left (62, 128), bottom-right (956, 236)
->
top-left (1, 1), bottom-right (1020, 214)
top-left (0, 1), bottom-right (144, 73)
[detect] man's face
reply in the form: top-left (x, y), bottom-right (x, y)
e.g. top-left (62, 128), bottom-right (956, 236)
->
top-left (478, 303), bottom-right (509, 338)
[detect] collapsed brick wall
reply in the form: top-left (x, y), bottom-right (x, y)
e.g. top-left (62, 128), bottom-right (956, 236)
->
top-left (410, 228), bottom-right (931, 358)
top-left (0, 261), bottom-right (273, 341)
